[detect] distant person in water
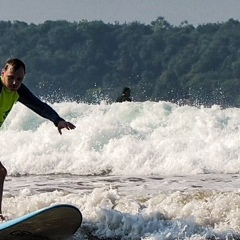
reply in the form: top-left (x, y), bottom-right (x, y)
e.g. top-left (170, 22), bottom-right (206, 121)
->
top-left (116, 87), bottom-right (132, 102)
top-left (0, 58), bottom-right (76, 220)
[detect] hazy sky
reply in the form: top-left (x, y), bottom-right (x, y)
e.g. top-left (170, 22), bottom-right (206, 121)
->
top-left (0, 0), bottom-right (240, 26)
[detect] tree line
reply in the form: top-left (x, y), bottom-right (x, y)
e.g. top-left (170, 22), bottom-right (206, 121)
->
top-left (0, 17), bottom-right (240, 107)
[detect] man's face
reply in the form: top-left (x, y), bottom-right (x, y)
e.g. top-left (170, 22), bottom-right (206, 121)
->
top-left (125, 91), bottom-right (131, 97)
top-left (1, 65), bottom-right (25, 91)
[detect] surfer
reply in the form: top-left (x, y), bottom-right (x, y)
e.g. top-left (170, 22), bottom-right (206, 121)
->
top-left (116, 87), bottom-right (132, 102)
top-left (0, 58), bottom-right (76, 220)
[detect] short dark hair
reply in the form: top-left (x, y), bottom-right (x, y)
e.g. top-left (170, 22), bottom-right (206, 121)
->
top-left (123, 87), bottom-right (131, 94)
top-left (4, 58), bottom-right (26, 74)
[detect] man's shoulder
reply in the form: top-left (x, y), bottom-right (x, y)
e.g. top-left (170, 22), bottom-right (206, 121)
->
top-left (116, 95), bottom-right (123, 102)
top-left (17, 83), bottom-right (31, 94)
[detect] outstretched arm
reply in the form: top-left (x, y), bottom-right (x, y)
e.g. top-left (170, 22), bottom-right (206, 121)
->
top-left (18, 84), bottom-right (76, 133)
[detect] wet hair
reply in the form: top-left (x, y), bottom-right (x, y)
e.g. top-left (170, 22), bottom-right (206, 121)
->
top-left (3, 58), bottom-right (26, 74)
top-left (122, 87), bottom-right (131, 94)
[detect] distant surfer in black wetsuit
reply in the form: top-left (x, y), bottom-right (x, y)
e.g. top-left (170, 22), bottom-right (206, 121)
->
top-left (116, 87), bottom-right (132, 102)
top-left (0, 58), bottom-right (76, 220)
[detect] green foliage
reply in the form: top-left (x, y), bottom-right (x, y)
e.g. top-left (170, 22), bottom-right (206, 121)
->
top-left (0, 18), bottom-right (240, 106)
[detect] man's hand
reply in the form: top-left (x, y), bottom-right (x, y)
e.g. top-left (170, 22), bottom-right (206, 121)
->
top-left (57, 120), bottom-right (76, 135)
top-left (0, 214), bottom-right (5, 221)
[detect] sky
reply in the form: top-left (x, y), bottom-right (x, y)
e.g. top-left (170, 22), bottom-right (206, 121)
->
top-left (0, 0), bottom-right (239, 26)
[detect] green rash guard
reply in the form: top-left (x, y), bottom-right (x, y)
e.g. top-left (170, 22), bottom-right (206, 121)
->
top-left (0, 77), bottom-right (65, 128)
top-left (0, 82), bottom-right (19, 127)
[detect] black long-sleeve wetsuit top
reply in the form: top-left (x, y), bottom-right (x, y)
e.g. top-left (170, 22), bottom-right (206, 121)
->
top-left (0, 80), bottom-right (64, 127)
top-left (116, 95), bottom-right (132, 103)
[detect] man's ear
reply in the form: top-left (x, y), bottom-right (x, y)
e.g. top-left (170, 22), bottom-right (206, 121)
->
top-left (1, 69), bottom-right (4, 76)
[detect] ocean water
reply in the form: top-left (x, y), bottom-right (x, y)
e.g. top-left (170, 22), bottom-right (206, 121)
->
top-left (1, 100), bottom-right (240, 239)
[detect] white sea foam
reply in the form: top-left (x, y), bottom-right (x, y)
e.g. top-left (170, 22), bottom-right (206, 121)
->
top-left (1, 101), bottom-right (240, 239)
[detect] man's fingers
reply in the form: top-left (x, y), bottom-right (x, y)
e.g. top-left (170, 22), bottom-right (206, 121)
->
top-left (57, 121), bottom-right (75, 135)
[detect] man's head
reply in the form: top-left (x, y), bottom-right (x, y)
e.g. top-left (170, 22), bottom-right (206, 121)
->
top-left (1, 58), bottom-right (26, 91)
top-left (122, 87), bottom-right (131, 97)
